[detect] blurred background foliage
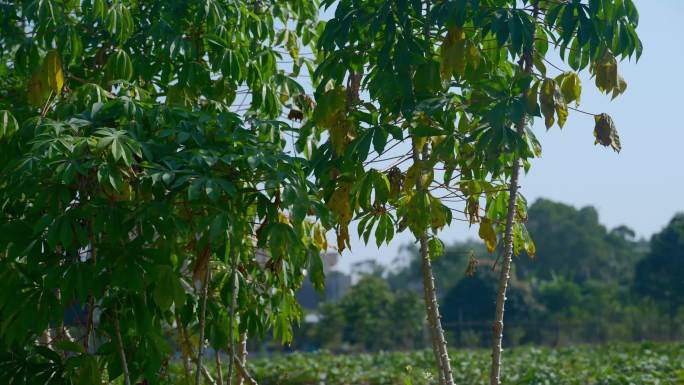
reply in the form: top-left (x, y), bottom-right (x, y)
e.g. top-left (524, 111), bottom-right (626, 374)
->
top-left (284, 198), bottom-right (683, 353)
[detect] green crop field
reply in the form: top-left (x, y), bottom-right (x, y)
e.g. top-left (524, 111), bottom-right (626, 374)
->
top-left (243, 343), bottom-right (684, 385)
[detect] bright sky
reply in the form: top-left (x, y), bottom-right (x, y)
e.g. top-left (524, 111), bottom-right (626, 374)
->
top-left (334, 0), bottom-right (684, 272)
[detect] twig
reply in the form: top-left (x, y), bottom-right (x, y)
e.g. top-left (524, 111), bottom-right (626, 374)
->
top-left (233, 354), bottom-right (258, 385)
top-left (194, 267), bottom-right (211, 385)
top-left (175, 313), bottom-right (193, 383)
top-left (114, 313), bottom-right (132, 385)
top-left (225, 233), bottom-right (240, 384)
top-left (201, 364), bottom-right (218, 385)
top-left (215, 351), bottom-right (224, 385)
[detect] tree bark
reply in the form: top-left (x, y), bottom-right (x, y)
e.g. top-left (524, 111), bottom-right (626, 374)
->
top-left (227, 238), bottom-right (239, 385)
top-left (233, 354), bottom-right (258, 385)
top-left (200, 364), bottom-right (218, 385)
top-left (420, 235), bottom-right (454, 385)
top-left (234, 333), bottom-right (248, 385)
top-left (195, 268), bottom-right (211, 385)
top-left (412, 138), bottom-right (455, 385)
top-left (489, 4), bottom-right (538, 385)
top-left (488, 155), bottom-right (521, 385)
top-left (216, 350), bottom-right (224, 385)
top-left (413, 2), bottom-right (455, 383)
top-left (175, 313), bottom-right (193, 384)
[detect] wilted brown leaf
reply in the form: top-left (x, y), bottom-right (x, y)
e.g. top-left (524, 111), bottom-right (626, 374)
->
top-left (593, 113), bottom-right (621, 153)
top-left (287, 109), bottom-right (304, 121)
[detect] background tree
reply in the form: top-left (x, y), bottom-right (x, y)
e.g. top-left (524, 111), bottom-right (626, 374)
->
top-left (386, 241), bottom-right (485, 295)
top-left (517, 199), bottom-right (645, 282)
top-left (633, 213), bottom-right (684, 338)
top-left (313, 275), bottom-right (425, 352)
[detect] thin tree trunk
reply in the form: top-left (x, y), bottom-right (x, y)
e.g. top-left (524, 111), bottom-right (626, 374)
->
top-left (414, 2), bottom-right (455, 383)
top-left (411, 138), bottom-right (455, 385)
top-left (420, 235), bottom-right (453, 385)
top-left (489, 155), bottom-right (521, 385)
top-left (195, 268), bottom-right (211, 385)
top-left (234, 333), bottom-right (248, 385)
top-left (216, 350), bottom-right (224, 385)
top-left (200, 364), bottom-right (218, 385)
top-left (113, 314), bottom-right (132, 385)
top-left (233, 354), bottom-right (258, 385)
top-left (226, 238), bottom-right (239, 385)
top-left (489, 4), bottom-right (539, 385)
top-left (84, 295), bottom-right (95, 353)
top-left (176, 313), bottom-right (193, 384)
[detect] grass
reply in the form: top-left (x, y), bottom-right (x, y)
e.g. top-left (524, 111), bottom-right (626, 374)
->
top-left (243, 342), bottom-right (684, 385)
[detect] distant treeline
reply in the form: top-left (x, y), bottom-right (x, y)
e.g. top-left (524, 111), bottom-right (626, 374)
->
top-left (288, 198), bottom-right (684, 352)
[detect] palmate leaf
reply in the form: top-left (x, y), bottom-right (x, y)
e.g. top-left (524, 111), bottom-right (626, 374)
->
top-left (95, 128), bottom-right (142, 166)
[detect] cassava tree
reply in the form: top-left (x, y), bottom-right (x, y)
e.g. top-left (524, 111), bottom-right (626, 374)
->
top-left (0, 0), bottom-right (331, 384)
top-left (304, 0), bottom-right (641, 384)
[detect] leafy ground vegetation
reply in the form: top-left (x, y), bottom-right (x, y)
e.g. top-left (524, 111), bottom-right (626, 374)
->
top-left (242, 343), bottom-right (684, 385)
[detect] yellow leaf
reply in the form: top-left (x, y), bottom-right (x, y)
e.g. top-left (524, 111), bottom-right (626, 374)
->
top-left (329, 118), bottom-right (356, 156)
top-left (336, 224), bottom-right (351, 253)
top-left (541, 78), bottom-right (568, 129)
top-left (560, 72), bottom-right (581, 105)
top-left (277, 211), bottom-right (290, 224)
top-left (611, 75), bottom-right (627, 100)
top-left (556, 99), bottom-right (568, 128)
top-left (45, 50), bottom-right (64, 95)
top-left (313, 224), bottom-right (328, 251)
top-left (328, 183), bottom-right (352, 225)
top-left (313, 87), bottom-right (355, 155)
top-left (287, 30), bottom-right (299, 59)
top-left (478, 218), bottom-right (497, 253)
top-left (540, 79), bottom-right (556, 129)
top-left (440, 27), bottom-right (466, 80)
top-left (403, 163), bottom-right (420, 193)
top-left (466, 197), bottom-right (480, 225)
top-left (430, 196), bottom-right (447, 232)
top-left (593, 52), bottom-right (618, 93)
top-left (526, 81), bottom-right (539, 114)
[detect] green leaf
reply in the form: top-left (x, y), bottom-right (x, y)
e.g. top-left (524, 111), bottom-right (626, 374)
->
top-left (54, 339), bottom-right (86, 354)
top-left (375, 214), bottom-right (387, 247)
top-left (428, 237), bottom-right (444, 259)
top-left (75, 355), bottom-right (100, 385)
top-left (0, 110), bottom-right (19, 138)
top-left (308, 247), bottom-right (325, 292)
top-left (105, 49), bottom-right (133, 81)
top-left (153, 266), bottom-right (183, 311)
